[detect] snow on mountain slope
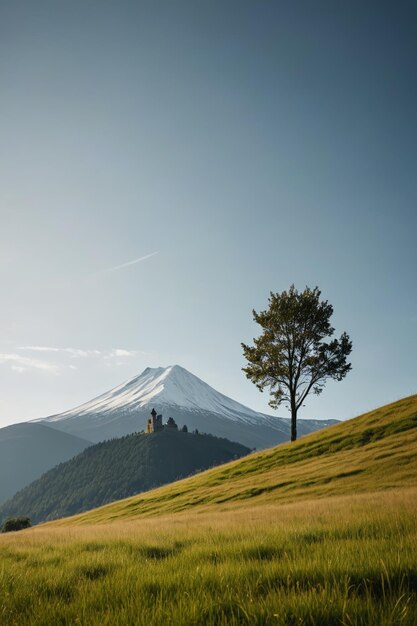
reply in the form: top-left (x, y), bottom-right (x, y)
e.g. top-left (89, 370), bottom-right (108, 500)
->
top-left (42, 365), bottom-right (284, 427)
top-left (35, 365), bottom-right (337, 448)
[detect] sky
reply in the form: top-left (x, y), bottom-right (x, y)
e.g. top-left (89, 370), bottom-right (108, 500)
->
top-left (0, 1), bottom-right (416, 428)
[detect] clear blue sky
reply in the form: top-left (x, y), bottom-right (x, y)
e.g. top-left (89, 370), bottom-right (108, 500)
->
top-left (0, 1), bottom-right (416, 427)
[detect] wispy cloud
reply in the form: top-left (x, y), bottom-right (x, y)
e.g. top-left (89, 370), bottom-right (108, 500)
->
top-left (2, 347), bottom-right (142, 375)
top-left (18, 346), bottom-right (139, 362)
top-left (18, 346), bottom-right (60, 352)
top-left (19, 346), bottom-right (102, 358)
top-left (0, 353), bottom-right (59, 374)
top-left (102, 251), bottom-right (159, 274)
top-left (106, 349), bottom-right (137, 358)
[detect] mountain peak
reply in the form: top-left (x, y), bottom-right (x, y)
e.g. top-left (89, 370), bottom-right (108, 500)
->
top-left (34, 364), bottom-right (336, 448)
top-left (42, 364), bottom-right (268, 424)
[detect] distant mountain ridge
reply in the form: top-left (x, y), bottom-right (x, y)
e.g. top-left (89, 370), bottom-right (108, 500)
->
top-left (0, 429), bottom-right (250, 524)
top-left (35, 365), bottom-right (337, 448)
top-left (0, 423), bottom-right (91, 504)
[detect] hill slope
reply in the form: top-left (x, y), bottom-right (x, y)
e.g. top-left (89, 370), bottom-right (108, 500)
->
top-left (0, 430), bottom-right (249, 524)
top-left (0, 423), bottom-right (91, 504)
top-left (34, 365), bottom-right (337, 448)
top-left (54, 393), bottom-right (417, 525)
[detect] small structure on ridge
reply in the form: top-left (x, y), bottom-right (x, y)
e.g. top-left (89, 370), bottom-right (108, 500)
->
top-left (146, 408), bottom-right (163, 433)
top-left (166, 416), bottom-right (178, 430)
top-left (146, 408), bottom-right (181, 433)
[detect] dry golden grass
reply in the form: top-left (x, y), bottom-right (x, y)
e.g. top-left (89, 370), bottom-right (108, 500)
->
top-left (1, 488), bottom-right (416, 625)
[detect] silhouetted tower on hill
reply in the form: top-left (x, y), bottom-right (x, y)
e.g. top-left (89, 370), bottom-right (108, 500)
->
top-left (166, 416), bottom-right (178, 430)
top-left (146, 408), bottom-right (163, 433)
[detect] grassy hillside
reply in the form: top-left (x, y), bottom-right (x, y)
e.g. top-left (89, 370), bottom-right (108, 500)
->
top-left (0, 422), bottom-right (91, 504)
top-left (1, 489), bottom-right (416, 625)
top-left (1, 395), bottom-right (416, 625)
top-left (55, 393), bottom-right (417, 525)
top-left (0, 430), bottom-right (249, 524)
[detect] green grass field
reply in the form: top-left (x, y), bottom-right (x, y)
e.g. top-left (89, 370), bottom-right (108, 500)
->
top-left (1, 490), bottom-right (416, 625)
top-left (54, 393), bottom-right (417, 524)
top-left (1, 394), bottom-right (416, 625)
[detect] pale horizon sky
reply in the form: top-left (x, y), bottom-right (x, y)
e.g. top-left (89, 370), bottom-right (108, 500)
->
top-left (0, 1), bottom-right (416, 428)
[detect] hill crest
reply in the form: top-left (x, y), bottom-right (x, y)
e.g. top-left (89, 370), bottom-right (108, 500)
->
top-left (0, 429), bottom-right (249, 524)
top-left (49, 393), bottom-right (417, 525)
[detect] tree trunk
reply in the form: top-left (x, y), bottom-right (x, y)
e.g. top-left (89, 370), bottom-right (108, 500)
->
top-left (290, 399), bottom-right (297, 442)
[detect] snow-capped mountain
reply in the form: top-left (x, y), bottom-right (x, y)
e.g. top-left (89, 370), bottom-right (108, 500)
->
top-left (43, 365), bottom-right (281, 425)
top-left (36, 365), bottom-right (337, 449)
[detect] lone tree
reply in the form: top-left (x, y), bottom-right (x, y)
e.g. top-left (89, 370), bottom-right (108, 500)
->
top-left (242, 285), bottom-right (352, 442)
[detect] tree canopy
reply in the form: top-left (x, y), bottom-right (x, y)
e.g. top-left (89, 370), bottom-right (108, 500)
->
top-left (242, 285), bottom-right (352, 441)
top-left (1, 516), bottom-right (31, 532)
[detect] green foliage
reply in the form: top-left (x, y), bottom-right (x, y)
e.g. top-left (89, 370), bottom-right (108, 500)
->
top-left (1, 516), bottom-right (31, 532)
top-left (242, 285), bottom-right (352, 440)
top-left (0, 431), bottom-right (249, 525)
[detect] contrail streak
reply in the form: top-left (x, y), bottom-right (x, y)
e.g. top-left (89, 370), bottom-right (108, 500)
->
top-left (103, 251), bottom-right (159, 273)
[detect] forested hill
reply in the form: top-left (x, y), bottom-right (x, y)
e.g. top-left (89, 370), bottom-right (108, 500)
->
top-left (0, 430), bottom-right (249, 524)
